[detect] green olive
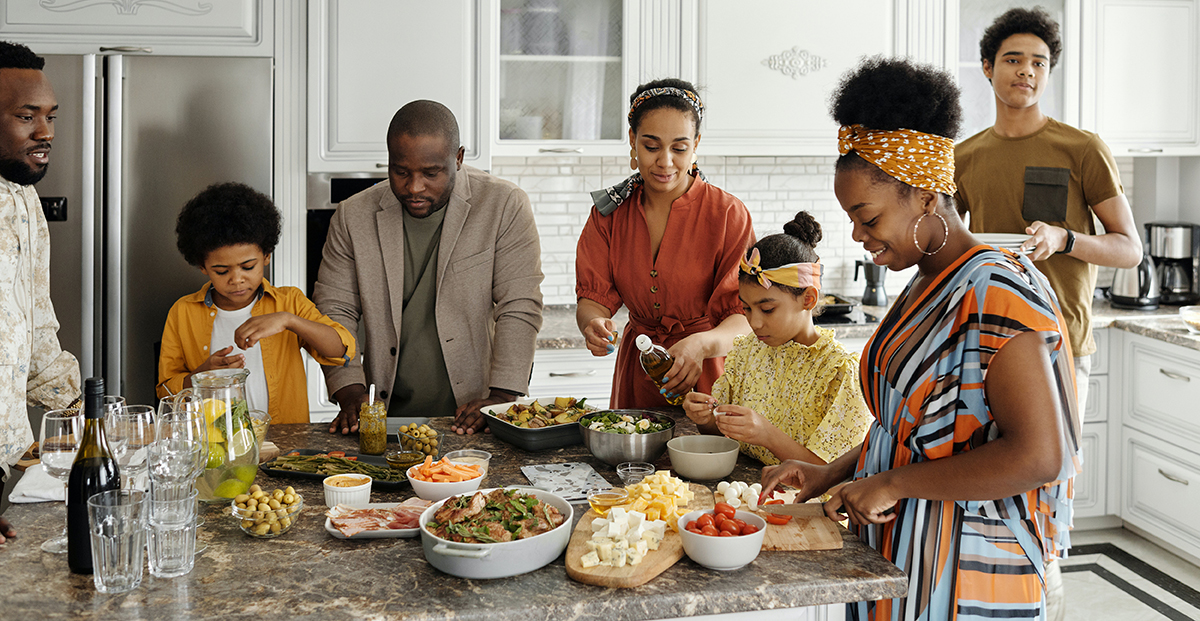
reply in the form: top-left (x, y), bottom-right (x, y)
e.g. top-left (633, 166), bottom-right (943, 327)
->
top-left (234, 494), bottom-right (250, 504)
top-left (267, 499), bottom-right (281, 510)
top-left (254, 523), bottom-right (271, 536)
top-left (272, 489), bottom-right (285, 502)
top-left (283, 493), bottom-right (295, 504)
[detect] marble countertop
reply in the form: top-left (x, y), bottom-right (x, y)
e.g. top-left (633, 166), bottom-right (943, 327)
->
top-left (4, 415), bottom-right (907, 620)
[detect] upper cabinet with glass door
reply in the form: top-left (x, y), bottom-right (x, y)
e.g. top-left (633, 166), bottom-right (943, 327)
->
top-left (491, 0), bottom-right (632, 156)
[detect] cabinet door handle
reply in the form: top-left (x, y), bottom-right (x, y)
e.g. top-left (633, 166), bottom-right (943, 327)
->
top-left (1159, 368), bottom-right (1191, 382)
top-left (1158, 468), bottom-right (1189, 485)
top-left (549, 370), bottom-right (596, 377)
top-left (538, 148), bottom-right (583, 153)
top-left (1128, 148), bottom-right (1164, 153)
top-left (99, 46), bottom-right (153, 53)
top-left (375, 163), bottom-right (387, 168)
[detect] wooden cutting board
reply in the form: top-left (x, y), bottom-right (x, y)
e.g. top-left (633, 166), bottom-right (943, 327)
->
top-left (753, 507), bottom-right (844, 551)
top-left (565, 482), bottom-right (714, 588)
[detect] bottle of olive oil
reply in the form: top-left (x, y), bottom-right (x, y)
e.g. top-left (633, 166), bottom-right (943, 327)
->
top-left (67, 377), bottom-right (121, 574)
top-left (635, 335), bottom-right (684, 405)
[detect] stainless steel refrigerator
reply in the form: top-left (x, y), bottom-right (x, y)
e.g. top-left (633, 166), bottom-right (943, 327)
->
top-left (36, 53), bottom-right (273, 405)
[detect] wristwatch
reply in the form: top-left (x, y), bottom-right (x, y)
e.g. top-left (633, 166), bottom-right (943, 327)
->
top-left (1056, 229), bottom-right (1076, 255)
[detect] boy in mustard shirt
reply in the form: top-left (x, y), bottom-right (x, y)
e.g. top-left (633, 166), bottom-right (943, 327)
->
top-left (157, 182), bottom-right (356, 424)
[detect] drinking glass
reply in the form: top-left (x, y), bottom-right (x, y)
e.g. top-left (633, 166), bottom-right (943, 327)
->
top-left (105, 405), bottom-right (154, 491)
top-left (87, 489), bottom-right (146, 594)
top-left (147, 485), bottom-right (198, 578)
top-left (39, 408), bottom-right (81, 553)
top-left (154, 399), bottom-right (209, 552)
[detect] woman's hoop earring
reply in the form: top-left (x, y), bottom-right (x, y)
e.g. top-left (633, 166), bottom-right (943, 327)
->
top-left (913, 211), bottom-right (948, 256)
top-left (629, 148), bottom-right (638, 171)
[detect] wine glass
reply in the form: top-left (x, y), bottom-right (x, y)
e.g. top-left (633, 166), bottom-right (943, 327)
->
top-left (39, 408), bottom-right (81, 553)
top-left (106, 405), bottom-right (154, 490)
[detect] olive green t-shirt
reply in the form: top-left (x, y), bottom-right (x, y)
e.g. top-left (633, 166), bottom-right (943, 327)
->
top-left (954, 118), bottom-right (1123, 357)
top-left (390, 207), bottom-right (458, 417)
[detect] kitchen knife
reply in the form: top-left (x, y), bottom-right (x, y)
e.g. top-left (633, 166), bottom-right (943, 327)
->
top-left (757, 502), bottom-right (827, 517)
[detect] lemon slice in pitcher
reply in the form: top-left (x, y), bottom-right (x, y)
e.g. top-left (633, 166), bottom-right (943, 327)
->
top-left (202, 398), bottom-right (227, 424)
top-left (213, 478), bottom-right (250, 499)
top-left (228, 429), bottom-right (256, 459)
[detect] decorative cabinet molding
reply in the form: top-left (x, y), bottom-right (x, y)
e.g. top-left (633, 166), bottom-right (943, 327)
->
top-left (308, 0), bottom-right (486, 172)
top-left (1075, 423), bottom-right (1107, 518)
top-left (0, 0), bottom-right (271, 56)
top-left (1080, 0), bottom-right (1199, 155)
top-left (694, 0), bottom-right (901, 156)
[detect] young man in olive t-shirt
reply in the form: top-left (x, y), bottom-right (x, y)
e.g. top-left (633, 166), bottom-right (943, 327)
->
top-left (954, 9), bottom-right (1143, 621)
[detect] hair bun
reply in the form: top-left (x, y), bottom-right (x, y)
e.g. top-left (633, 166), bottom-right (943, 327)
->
top-left (782, 211), bottom-right (822, 248)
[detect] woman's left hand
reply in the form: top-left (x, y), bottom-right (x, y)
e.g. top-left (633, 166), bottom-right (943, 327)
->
top-left (660, 335), bottom-right (705, 398)
top-left (712, 404), bottom-right (776, 447)
top-left (826, 474), bottom-right (899, 525)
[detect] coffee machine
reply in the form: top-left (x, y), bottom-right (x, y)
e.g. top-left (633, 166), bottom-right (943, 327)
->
top-left (1146, 222), bottom-right (1200, 305)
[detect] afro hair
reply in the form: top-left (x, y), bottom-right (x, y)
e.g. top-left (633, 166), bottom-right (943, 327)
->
top-left (175, 182), bottom-right (281, 267)
top-left (980, 6), bottom-right (1062, 70)
top-left (0, 40), bottom-right (44, 71)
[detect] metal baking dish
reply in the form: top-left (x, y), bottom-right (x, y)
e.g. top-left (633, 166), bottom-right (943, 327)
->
top-left (418, 487), bottom-right (573, 579)
top-left (819, 292), bottom-right (859, 316)
top-left (481, 398), bottom-right (590, 451)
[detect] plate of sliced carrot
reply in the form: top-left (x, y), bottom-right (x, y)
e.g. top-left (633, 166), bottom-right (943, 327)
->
top-left (406, 456), bottom-right (485, 501)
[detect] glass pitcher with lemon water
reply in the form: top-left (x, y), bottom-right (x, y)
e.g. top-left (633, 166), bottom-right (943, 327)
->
top-left (174, 369), bottom-right (259, 501)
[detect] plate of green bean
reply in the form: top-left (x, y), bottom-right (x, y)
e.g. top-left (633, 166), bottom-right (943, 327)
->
top-left (260, 448), bottom-right (410, 491)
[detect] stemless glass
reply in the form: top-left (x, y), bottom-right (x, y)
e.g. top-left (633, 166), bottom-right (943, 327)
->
top-left (39, 408), bottom-right (81, 553)
top-left (155, 398), bottom-right (209, 553)
top-left (105, 405), bottom-right (154, 490)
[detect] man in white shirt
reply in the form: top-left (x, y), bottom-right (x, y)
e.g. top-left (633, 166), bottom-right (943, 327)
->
top-left (0, 41), bottom-right (83, 544)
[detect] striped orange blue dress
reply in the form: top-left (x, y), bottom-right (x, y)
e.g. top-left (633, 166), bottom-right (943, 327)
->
top-left (850, 245), bottom-right (1082, 621)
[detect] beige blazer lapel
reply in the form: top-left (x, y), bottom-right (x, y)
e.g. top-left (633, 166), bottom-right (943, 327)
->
top-left (375, 189), bottom-right (406, 342)
top-left (436, 168), bottom-right (473, 290)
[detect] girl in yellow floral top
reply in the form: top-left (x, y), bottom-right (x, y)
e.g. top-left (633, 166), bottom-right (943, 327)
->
top-left (683, 212), bottom-right (872, 466)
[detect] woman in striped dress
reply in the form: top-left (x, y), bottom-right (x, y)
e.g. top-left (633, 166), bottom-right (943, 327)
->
top-left (762, 58), bottom-right (1082, 621)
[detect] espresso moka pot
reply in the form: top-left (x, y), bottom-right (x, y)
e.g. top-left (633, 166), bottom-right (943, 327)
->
top-left (854, 257), bottom-right (888, 307)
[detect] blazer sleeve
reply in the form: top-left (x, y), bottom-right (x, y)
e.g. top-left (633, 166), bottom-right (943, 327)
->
top-left (312, 203), bottom-right (367, 396)
top-left (486, 187), bottom-right (544, 395)
top-left (574, 207), bottom-right (623, 314)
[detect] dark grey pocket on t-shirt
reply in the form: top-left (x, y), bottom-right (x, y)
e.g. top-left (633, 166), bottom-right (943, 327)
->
top-left (1022, 166), bottom-right (1070, 222)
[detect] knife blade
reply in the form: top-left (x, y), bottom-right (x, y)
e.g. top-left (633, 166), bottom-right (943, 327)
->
top-left (757, 502), bottom-right (827, 517)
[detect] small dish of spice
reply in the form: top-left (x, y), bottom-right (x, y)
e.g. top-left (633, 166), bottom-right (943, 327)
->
top-left (384, 449), bottom-right (426, 470)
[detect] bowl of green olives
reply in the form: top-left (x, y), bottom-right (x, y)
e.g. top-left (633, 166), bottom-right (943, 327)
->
top-left (231, 484), bottom-right (304, 538)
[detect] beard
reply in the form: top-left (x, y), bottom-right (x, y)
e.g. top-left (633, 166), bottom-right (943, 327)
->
top-left (0, 156), bottom-right (48, 186)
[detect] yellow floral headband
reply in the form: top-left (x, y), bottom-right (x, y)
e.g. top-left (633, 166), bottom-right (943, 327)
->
top-left (739, 248), bottom-right (822, 290)
top-left (837, 124), bottom-right (957, 195)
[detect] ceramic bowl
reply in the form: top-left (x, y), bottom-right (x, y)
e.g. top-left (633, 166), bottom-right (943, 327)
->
top-left (678, 509), bottom-right (767, 570)
top-left (407, 465), bottom-right (484, 502)
top-left (444, 449), bottom-right (492, 477)
top-left (667, 435), bottom-right (740, 481)
top-left (1180, 305), bottom-right (1200, 334)
top-left (322, 473), bottom-right (372, 507)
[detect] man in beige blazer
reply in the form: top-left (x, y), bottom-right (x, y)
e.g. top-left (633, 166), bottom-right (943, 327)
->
top-left (315, 100), bottom-right (543, 435)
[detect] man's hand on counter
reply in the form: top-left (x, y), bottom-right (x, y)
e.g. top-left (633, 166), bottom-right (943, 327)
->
top-left (0, 516), bottom-right (14, 543)
top-left (329, 384), bottom-right (369, 434)
top-left (451, 389), bottom-right (517, 435)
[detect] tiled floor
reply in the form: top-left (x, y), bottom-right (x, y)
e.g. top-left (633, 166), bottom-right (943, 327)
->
top-left (1062, 528), bottom-right (1200, 620)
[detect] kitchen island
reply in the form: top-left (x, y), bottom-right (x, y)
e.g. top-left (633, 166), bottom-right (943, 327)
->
top-left (3, 413), bottom-right (907, 620)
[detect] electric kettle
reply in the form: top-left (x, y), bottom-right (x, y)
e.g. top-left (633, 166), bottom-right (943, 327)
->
top-left (1109, 253), bottom-right (1161, 310)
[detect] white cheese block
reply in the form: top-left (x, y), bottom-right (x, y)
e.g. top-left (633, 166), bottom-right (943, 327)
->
top-left (606, 519), bottom-right (629, 538)
top-left (580, 551), bottom-right (600, 568)
top-left (591, 517), bottom-right (609, 532)
top-left (597, 540), bottom-right (614, 562)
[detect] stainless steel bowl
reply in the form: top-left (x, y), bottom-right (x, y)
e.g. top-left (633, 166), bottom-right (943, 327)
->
top-left (578, 410), bottom-right (675, 466)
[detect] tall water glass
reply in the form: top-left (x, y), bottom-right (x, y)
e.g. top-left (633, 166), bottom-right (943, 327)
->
top-left (147, 485), bottom-right (198, 578)
top-left (106, 405), bottom-right (154, 490)
top-left (87, 489), bottom-right (146, 593)
top-left (39, 408), bottom-right (81, 553)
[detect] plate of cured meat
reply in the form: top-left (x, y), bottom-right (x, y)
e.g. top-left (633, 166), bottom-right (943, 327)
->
top-left (324, 498), bottom-right (433, 539)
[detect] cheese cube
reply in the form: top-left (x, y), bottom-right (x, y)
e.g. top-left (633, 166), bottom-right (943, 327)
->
top-left (627, 510), bottom-right (645, 529)
top-left (624, 523), bottom-right (648, 545)
top-left (635, 539), bottom-right (649, 556)
top-left (580, 551), bottom-right (600, 568)
top-left (612, 548), bottom-right (627, 568)
top-left (645, 531), bottom-right (662, 550)
top-left (627, 548), bottom-right (645, 566)
top-left (597, 540), bottom-right (614, 562)
top-left (606, 520), bottom-right (629, 538)
top-left (586, 540), bottom-right (599, 552)
top-left (591, 517), bottom-right (609, 532)
top-left (608, 507), bottom-right (628, 523)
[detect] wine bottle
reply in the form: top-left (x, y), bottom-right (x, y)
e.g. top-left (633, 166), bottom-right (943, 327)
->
top-left (67, 377), bottom-right (121, 574)
top-left (635, 335), bottom-right (684, 406)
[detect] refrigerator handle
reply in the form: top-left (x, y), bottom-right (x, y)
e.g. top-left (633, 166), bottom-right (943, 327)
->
top-left (80, 55), bottom-right (96, 378)
top-left (105, 54), bottom-right (123, 394)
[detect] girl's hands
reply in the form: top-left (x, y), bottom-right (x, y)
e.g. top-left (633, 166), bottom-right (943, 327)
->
top-left (712, 404), bottom-right (777, 447)
top-left (682, 392), bottom-right (717, 426)
top-left (234, 312), bottom-right (294, 350)
top-left (661, 335), bottom-right (704, 397)
top-left (194, 345), bottom-right (244, 373)
top-left (583, 317), bottom-right (619, 357)
top-left (824, 474), bottom-right (899, 525)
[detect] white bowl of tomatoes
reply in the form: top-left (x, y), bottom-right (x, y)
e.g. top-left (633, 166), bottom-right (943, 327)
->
top-left (678, 502), bottom-right (767, 571)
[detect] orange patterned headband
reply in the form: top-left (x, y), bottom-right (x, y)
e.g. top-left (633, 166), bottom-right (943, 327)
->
top-left (739, 248), bottom-right (822, 291)
top-left (837, 124), bottom-right (957, 196)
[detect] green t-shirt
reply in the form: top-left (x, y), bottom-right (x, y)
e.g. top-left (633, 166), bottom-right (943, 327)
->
top-left (954, 118), bottom-right (1123, 357)
top-left (390, 207), bottom-right (458, 417)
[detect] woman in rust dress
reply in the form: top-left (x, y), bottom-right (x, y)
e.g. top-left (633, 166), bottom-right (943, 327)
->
top-left (575, 79), bottom-right (753, 409)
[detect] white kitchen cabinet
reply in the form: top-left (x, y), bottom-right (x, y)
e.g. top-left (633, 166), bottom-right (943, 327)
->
top-left (693, 0), bottom-right (901, 156)
top-left (1121, 427), bottom-right (1200, 560)
top-left (1074, 422), bottom-right (1108, 518)
top-left (528, 348), bottom-right (618, 410)
top-left (1080, 0), bottom-right (1200, 155)
top-left (308, 0), bottom-right (488, 172)
top-left (1121, 332), bottom-right (1200, 446)
top-left (0, 0), bottom-right (272, 56)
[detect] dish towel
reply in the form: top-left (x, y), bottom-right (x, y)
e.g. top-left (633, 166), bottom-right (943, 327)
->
top-left (521, 463), bottom-right (612, 503)
top-left (8, 463), bottom-right (65, 503)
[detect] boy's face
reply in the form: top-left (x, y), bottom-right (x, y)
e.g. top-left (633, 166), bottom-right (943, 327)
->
top-left (199, 243), bottom-right (269, 311)
top-left (983, 33), bottom-right (1051, 112)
